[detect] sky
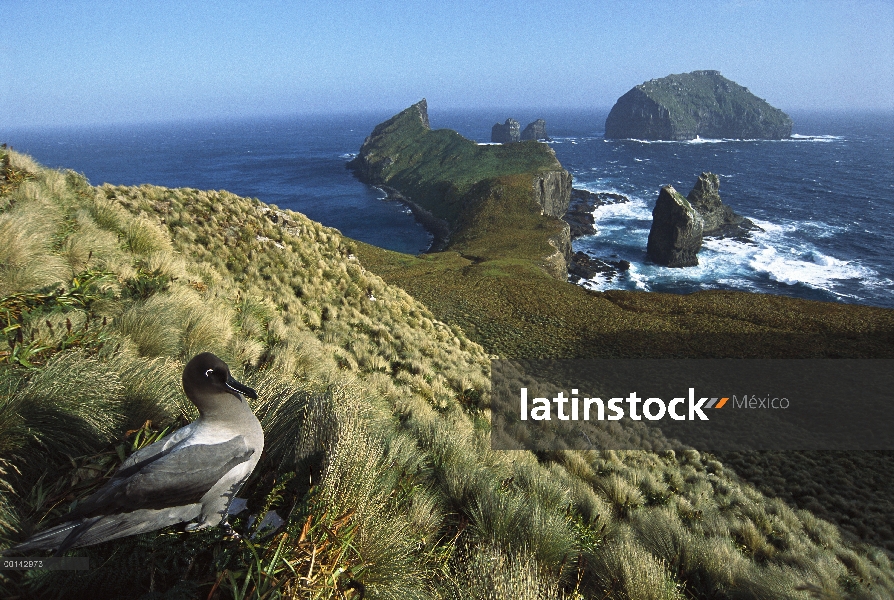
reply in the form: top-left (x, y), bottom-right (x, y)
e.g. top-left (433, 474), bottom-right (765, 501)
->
top-left (2, 0), bottom-right (893, 127)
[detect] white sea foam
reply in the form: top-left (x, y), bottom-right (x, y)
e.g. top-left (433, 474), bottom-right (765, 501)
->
top-left (789, 134), bottom-right (843, 142)
top-left (576, 216), bottom-right (878, 299)
top-left (592, 197), bottom-right (653, 222)
top-left (614, 135), bottom-right (843, 145)
top-left (577, 273), bottom-right (610, 290)
top-left (700, 232), bottom-right (876, 292)
top-left (748, 246), bottom-right (873, 287)
top-left (629, 269), bottom-right (650, 291)
top-left (748, 218), bottom-right (797, 234)
top-left (686, 136), bottom-right (725, 144)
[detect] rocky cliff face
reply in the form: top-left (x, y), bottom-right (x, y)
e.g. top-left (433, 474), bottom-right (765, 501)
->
top-left (533, 169), bottom-right (573, 218)
top-left (491, 119), bottom-right (520, 143)
top-left (521, 119), bottom-right (548, 141)
top-left (544, 222), bottom-right (572, 280)
top-left (605, 71), bottom-right (792, 141)
top-left (646, 186), bottom-right (704, 267)
top-left (348, 99), bottom-right (431, 183)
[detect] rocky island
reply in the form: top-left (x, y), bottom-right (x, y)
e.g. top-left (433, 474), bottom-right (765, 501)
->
top-left (491, 118), bottom-right (520, 143)
top-left (605, 70), bottom-right (793, 140)
top-left (647, 172), bottom-right (757, 267)
top-left (491, 118), bottom-right (549, 143)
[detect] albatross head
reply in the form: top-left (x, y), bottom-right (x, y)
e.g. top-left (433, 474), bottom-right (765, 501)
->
top-left (183, 352), bottom-right (258, 415)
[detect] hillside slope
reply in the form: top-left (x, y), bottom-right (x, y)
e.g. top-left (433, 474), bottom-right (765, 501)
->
top-left (1, 147), bottom-right (892, 599)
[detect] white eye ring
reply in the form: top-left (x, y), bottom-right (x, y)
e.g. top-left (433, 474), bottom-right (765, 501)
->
top-left (205, 369), bottom-right (214, 377)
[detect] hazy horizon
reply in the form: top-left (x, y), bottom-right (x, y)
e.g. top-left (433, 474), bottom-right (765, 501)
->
top-left (2, 1), bottom-right (893, 129)
top-left (6, 104), bottom-right (894, 136)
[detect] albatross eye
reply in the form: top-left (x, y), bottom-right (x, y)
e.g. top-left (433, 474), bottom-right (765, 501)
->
top-left (205, 369), bottom-right (214, 378)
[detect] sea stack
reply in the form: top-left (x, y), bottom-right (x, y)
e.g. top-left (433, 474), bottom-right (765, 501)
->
top-left (521, 119), bottom-right (549, 141)
top-left (492, 118), bottom-right (549, 143)
top-left (647, 172), bottom-right (757, 267)
top-left (646, 186), bottom-right (704, 267)
top-left (686, 172), bottom-right (755, 235)
top-left (605, 70), bottom-right (792, 141)
top-left (491, 119), bottom-right (521, 143)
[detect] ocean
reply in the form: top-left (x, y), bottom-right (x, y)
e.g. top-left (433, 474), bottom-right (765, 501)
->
top-left (4, 109), bottom-right (893, 309)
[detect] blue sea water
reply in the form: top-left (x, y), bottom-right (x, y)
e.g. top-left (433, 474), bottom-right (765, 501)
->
top-left (4, 109), bottom-right (893, 309)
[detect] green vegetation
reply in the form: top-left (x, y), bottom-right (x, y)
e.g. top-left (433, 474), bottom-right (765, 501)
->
top-left (356, 237), bottom-right (894, 360)
top-left (1, 145), bottom-right (893, 599)
top-left (349, 100), bottom-right (574, 290)
top-left (348, 101), bottom-right (564, 228)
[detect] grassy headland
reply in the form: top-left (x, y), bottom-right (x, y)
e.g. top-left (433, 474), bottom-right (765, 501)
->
top-left (349, 99), bottom-right (573, 278)
top-left (1, 136), bottom-right (893, 600)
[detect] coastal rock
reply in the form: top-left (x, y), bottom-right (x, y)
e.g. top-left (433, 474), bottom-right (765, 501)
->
top-left (521, 119), bottom-right (549, 141)
top-left (686, 172), bottom-right (757, 237)
top-left (491, 119), bottom-right (521, 144)
top-left (646, 186), bottom-right (704, 267)
top-left (605, 71), bottom-right (793, 141)
top-left (533, 169), bottom-right (573, 218)
top-left (544, 223), bottom-right (573, 280)
top-left (565, 188), bottom-right (630, 239)
top-left (347, 99), bottom-right (432, 183)
top-left (569, 251), bottom-right (630, 282)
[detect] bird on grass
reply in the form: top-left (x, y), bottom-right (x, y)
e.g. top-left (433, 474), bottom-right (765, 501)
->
top-left (6, 352), bottom-right (264, 556)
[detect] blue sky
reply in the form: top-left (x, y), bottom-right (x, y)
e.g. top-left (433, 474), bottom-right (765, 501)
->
top-left (2, 0), bottom-right (893, 127)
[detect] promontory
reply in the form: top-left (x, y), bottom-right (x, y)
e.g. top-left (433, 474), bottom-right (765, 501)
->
top-left (605, 70), bottom-right (792, 141)
top-left (348, 99), bottom-right (573, 278)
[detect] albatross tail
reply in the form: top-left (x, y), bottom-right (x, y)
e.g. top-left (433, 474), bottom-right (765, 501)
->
top-left (6, 504), bottom-right (202, 555)
top-left (4, 519), bottom-right (99, 555)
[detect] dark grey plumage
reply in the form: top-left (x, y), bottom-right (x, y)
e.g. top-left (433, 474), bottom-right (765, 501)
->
top-left (7, 352), bottom-right (264, 555)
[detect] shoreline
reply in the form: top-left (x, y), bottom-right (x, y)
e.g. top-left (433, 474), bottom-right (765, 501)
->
top-left (374, 185), bottom-right (451, 253)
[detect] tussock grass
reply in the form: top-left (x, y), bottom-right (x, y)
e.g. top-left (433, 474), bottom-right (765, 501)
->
top-left (115, 287), bottom-right (234, 360)
top-left (0, 202), bottom-right (68, 296)
top-left (588, 532), bottom-right (684, 600)
top-left (443, 542), bottom-right (563, 600)
top-left (9, 352), bottom-right (125, 456)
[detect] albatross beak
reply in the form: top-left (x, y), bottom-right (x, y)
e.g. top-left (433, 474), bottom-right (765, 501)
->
top-left (225, 375), bottom-right (258, 400)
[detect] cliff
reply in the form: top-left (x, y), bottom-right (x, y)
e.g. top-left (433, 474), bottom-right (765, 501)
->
top-left (605, 71), bottom-right (793, 140)
top-left (349, 100), bottom-right (573, 278)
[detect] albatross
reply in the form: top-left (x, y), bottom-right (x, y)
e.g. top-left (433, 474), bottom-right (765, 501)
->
top-left (8, 352), bottom-right (264, 555)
